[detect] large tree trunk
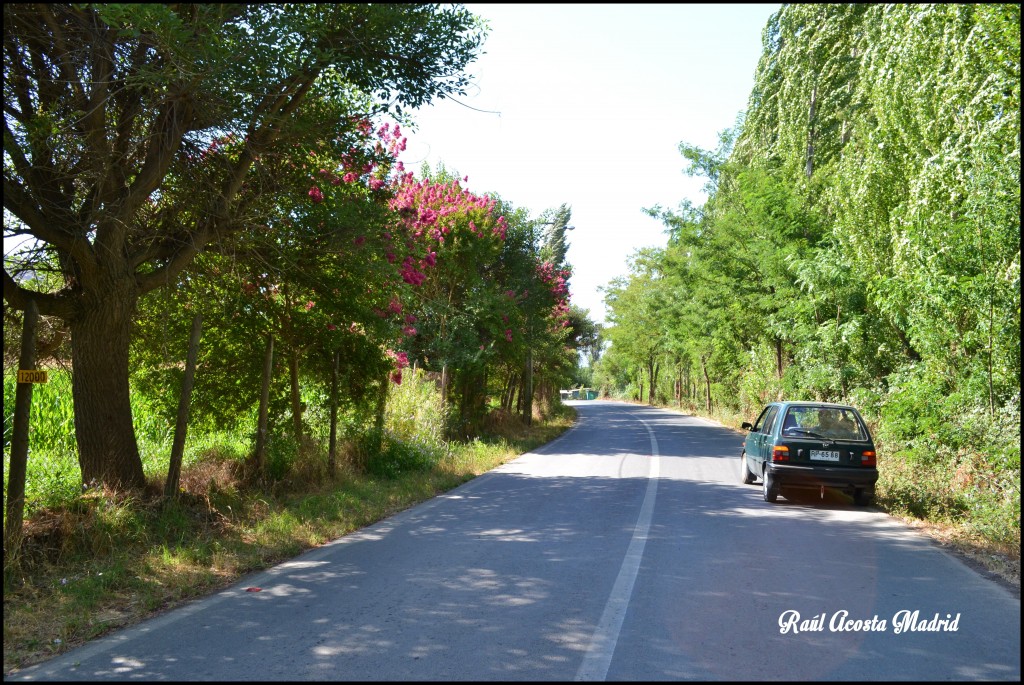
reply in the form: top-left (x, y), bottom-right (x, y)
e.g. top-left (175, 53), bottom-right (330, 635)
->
top-left (70, 278), bottom-right (146, 490)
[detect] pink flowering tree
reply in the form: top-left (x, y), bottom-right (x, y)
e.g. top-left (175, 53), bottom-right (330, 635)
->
top-left (377, 166), bottom-right (580, 432)
top-left (491, 209), bottom-right (577, 424)
top-left (383, 167), bottom-right (521, 426)
top-left (132, 116), bottom-right (418, 444)
top-left (4, 4), bottom-right (486, 490)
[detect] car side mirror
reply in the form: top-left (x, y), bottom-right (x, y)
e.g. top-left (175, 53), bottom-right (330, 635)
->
top-left (741, 422), bottom-right (753, 430)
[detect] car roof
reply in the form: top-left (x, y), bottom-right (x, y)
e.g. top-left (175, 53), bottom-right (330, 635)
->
top-left (773, 401), bottom-right (858, 410)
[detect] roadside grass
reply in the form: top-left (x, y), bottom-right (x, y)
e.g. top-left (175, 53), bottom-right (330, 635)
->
top-left (2, 389), bottom-right (575, 676)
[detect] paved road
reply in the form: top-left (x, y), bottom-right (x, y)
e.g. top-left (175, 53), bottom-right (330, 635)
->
top-left (8, 401), bottom-right (1020, 680)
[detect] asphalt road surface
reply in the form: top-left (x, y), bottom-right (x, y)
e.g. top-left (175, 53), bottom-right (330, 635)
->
top-left (8, 401), bottom-right (1020, 681)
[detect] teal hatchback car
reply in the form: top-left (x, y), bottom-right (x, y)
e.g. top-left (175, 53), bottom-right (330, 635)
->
top-left (740, 401), bottom-right (878, 505)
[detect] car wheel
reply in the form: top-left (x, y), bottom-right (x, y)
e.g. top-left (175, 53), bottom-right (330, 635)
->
top-left (762, 468), bottom-right (778, 503)
top-left (853, 489), bottom-right (874, 507)
top-left (740, 451), bottom-right (755, 484)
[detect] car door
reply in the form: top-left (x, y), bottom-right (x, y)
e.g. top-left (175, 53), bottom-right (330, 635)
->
top-left (743, 405), bottom-right (769, 467)
top-left (746, 404), bottom-right (779, 471)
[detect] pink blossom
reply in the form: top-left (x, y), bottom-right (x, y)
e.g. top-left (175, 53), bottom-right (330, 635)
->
top-left (405, 314), bottom-right (418, 324)
top-left (343, 172), bottom-right (358, 183)
top-left (402, 267), bottom-right (426, 286)
top-left (390, 370), bottom-right (403, 385)
top-left (305, 301), bottom-right (314, 310)
top-left (354, 235), bottom-right (366, 246)
top-left (386, 349), bottom-right (410, 368)
top-left (369, 178), bottom-right (384, 191)
top-left (308, 186), bottom-right (324, 203)
top-left (505, 329), bottom-right (513, 342)
top-left (403, 325), bottom-right (417, 336)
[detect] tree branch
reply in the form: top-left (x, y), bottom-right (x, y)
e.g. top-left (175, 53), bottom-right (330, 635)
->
top-left (2, 268), bottom-right (75, 319)
top-left (3, 177), bottom-right (80, 254)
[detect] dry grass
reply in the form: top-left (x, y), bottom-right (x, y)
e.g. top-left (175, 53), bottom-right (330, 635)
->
top-left (889, 514), bottom-right (1020, 596)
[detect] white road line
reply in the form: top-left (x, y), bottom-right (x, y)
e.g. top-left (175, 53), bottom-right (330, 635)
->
top-left (575, 416), bottom-right (660, 681)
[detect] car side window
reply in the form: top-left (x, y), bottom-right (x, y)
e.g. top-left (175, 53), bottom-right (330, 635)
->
top-left (752, 406), bottom-right (772, 432)
top-left (761, 406), bottom-right (780, 434)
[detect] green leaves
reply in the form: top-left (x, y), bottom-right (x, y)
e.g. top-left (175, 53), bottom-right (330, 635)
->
top-left (602, 2), bottom-right (1020, 428)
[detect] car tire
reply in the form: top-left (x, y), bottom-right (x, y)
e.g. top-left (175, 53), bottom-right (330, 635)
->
top-left (853, 489), bottom-right (874, 507)
top-left (740, 451), bottom-right (755, 484)
top-left (762, 468), bottom-right (778, 503)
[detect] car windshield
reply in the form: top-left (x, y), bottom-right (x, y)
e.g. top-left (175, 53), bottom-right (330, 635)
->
top-left (780, 406), bottom-right (867, 441)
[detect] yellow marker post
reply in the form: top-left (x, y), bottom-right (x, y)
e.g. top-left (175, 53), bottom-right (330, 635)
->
top-left (17, 370), bottom-right (48, 384)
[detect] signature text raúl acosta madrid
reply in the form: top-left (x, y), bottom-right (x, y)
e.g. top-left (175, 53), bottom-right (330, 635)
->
top-left (779, 610), bottom-right (961, 635)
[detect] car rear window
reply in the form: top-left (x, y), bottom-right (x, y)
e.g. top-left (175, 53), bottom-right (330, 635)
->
top-left (781, 407), bottom-right (868, 441)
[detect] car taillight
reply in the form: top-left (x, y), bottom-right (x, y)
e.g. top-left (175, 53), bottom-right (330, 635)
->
top-left (861, 450), bottom-right (876, 466)
top-left (772, 445), bottom-right (790, 462)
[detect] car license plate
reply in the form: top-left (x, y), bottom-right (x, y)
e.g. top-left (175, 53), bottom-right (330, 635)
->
top-left (810, 450), bottom-right (840, 461)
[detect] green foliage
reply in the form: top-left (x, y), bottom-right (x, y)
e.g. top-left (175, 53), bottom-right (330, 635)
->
top-left (355, 369), bottom-right (449, 480)
top-left (385, 368), bottom-right (451, 447)
top-left (4, 3), bottom-right (488, 489)
top-left (263, 433), bottom-right (299, 483)
top-left (738, 342), bottom-right (784, 411)
top-left (601, 3), bottom-right (1020, 552)
top-left (3, 369), bottom-right (76, 458)
top-left (355, 428), bottom-right (435, 480)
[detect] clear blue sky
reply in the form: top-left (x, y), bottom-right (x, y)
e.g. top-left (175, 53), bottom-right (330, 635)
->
top-left (400, 3), bottom-right (781, 324)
